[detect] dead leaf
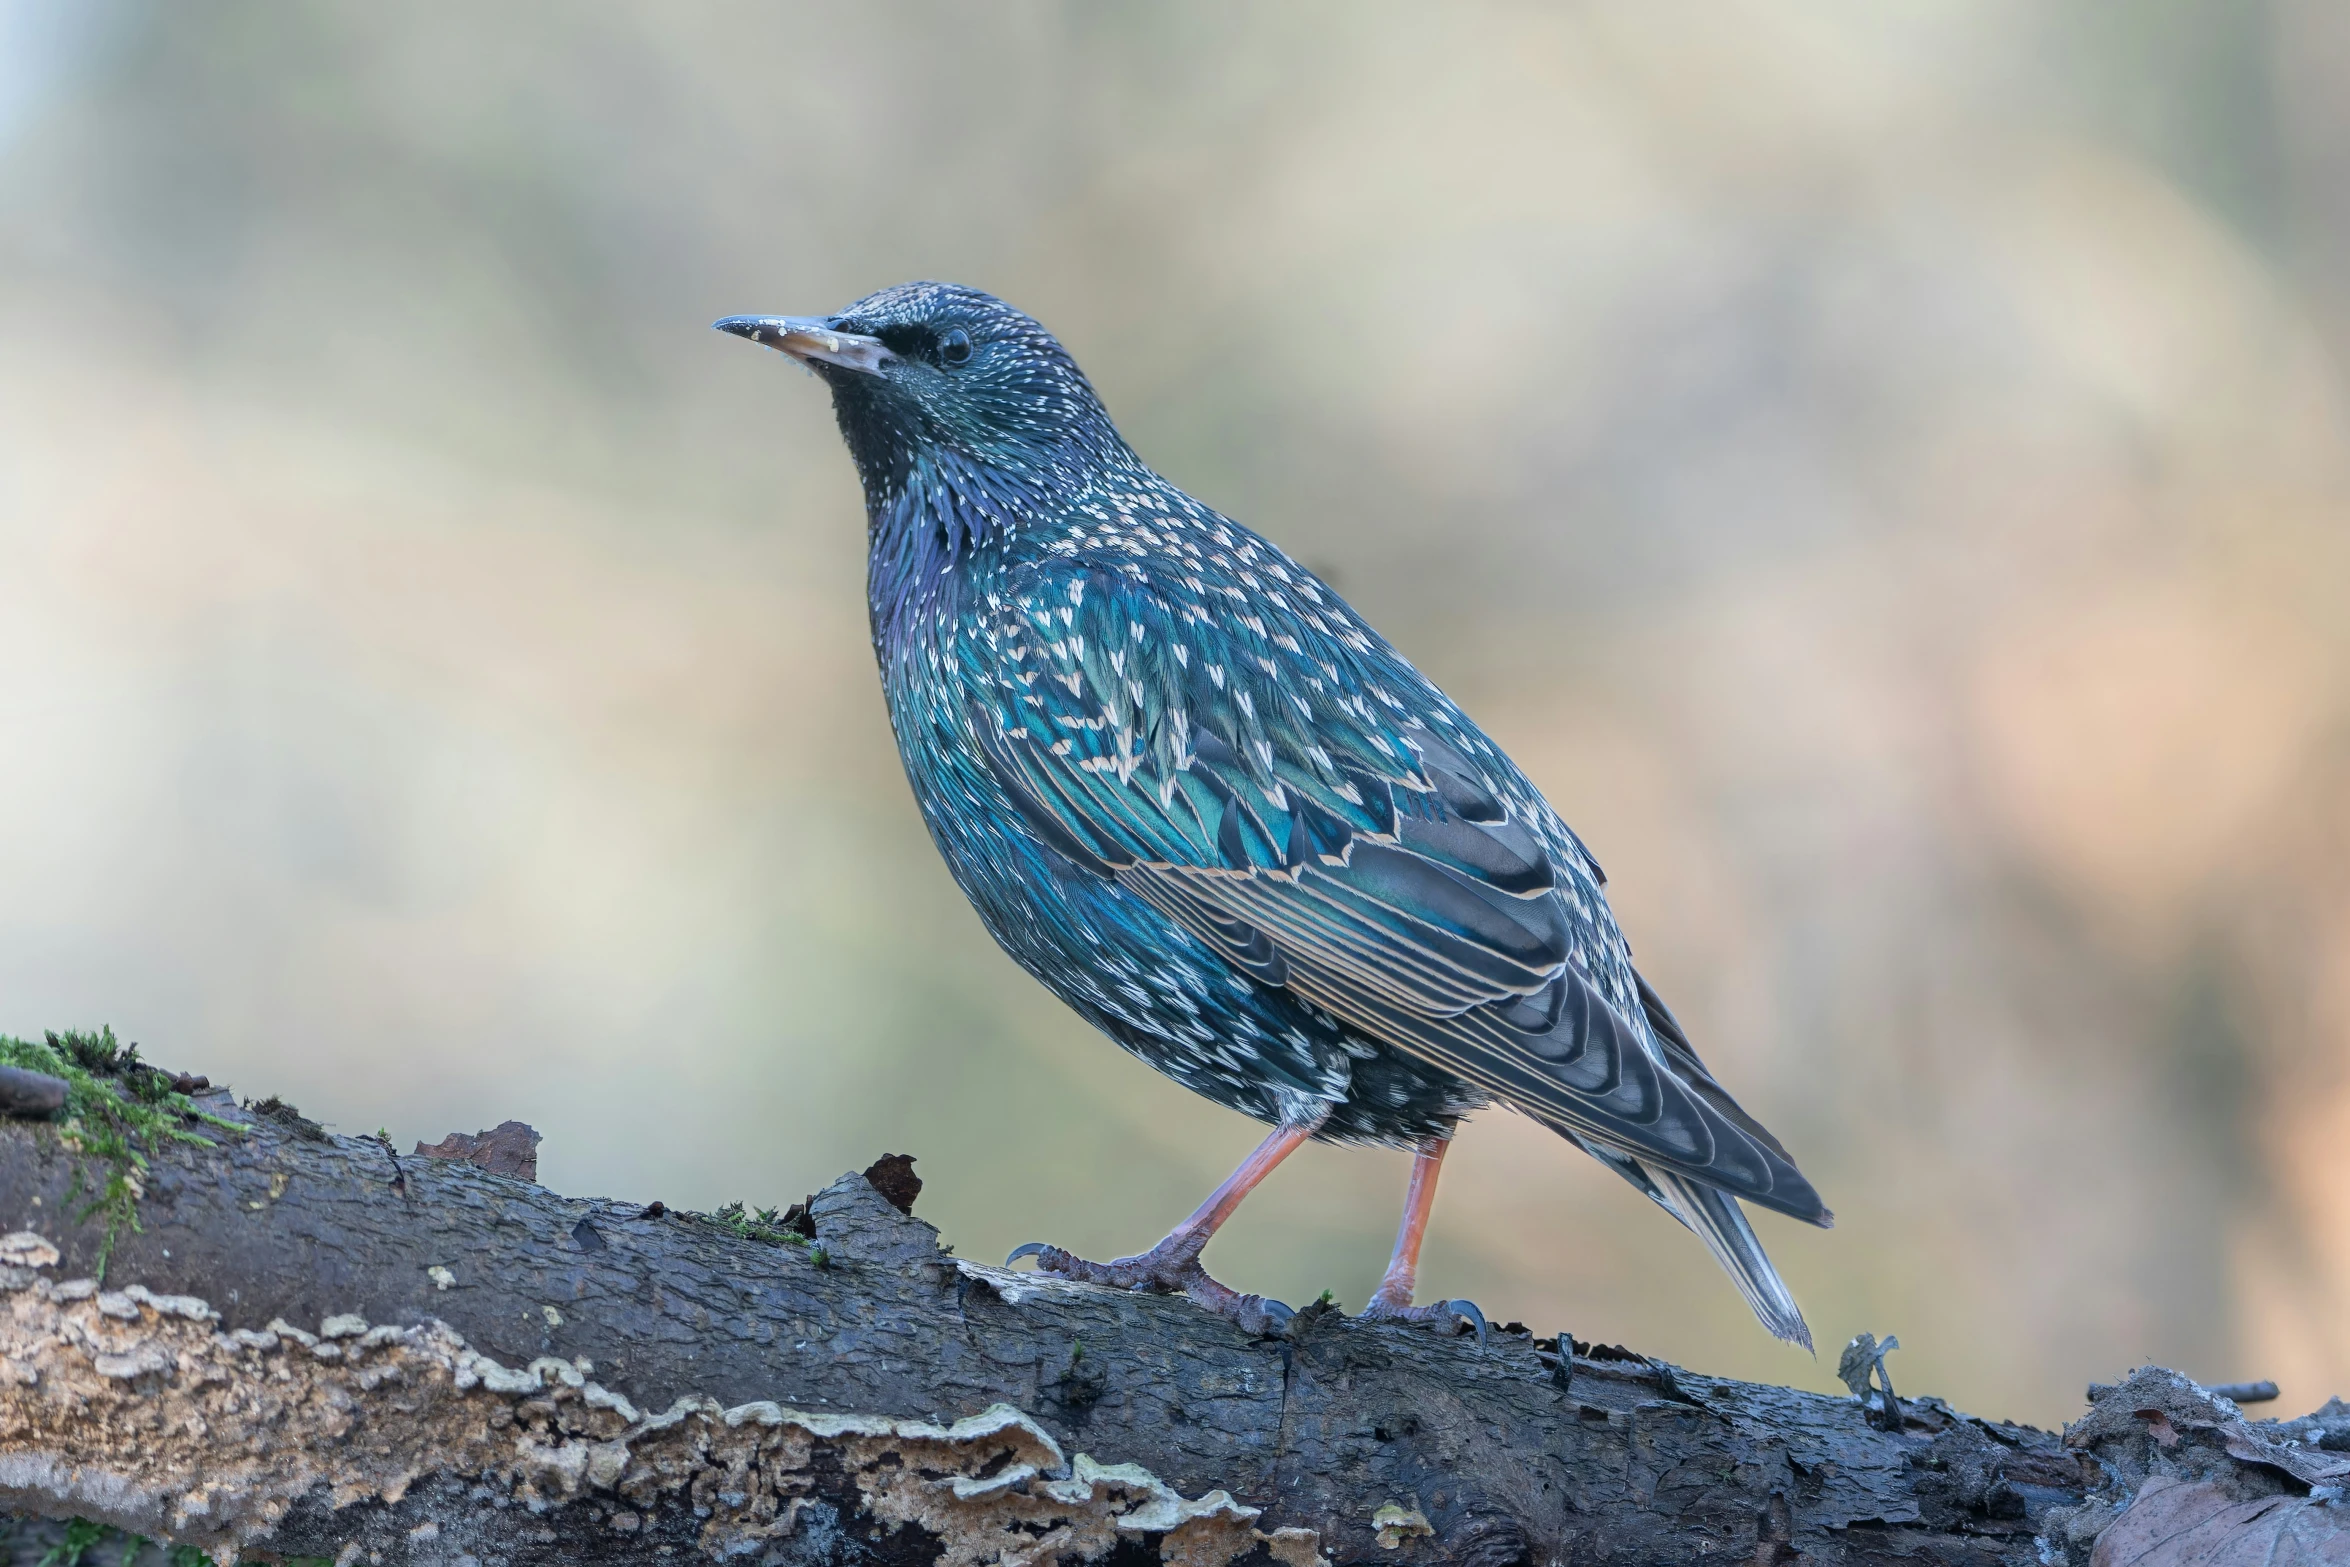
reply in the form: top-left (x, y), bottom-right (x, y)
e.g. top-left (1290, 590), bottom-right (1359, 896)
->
top-left (2091, 1476), bottom-right (2350, 1567)
top-left (2222, 1430), bottom-right (2350, 1490)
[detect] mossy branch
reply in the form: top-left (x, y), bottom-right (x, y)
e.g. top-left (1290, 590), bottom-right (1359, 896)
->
top-left (0, 1029), bottom-right (241, 1279)
top-left (0, 1046), bottom-right (2342, 1567)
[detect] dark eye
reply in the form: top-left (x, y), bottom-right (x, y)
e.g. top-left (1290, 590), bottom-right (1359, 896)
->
top-left (937, 327), bottom-right (972, 367)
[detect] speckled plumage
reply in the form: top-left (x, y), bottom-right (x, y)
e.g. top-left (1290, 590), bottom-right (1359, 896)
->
top-left (721, 283), bottom-right (1831, 1345)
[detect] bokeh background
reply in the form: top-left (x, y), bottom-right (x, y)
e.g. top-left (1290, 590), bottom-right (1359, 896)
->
top-left (4, 1), bottom-right (2347, 1427)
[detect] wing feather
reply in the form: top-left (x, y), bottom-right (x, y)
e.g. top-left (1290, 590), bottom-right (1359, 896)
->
top-left (971, 560), bottom-right (1827, 1221)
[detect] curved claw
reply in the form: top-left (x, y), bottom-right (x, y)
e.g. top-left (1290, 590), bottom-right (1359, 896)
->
top-left (1440, 1298), bottom-right (1489, 1350)
top-left (1258, 1298), bottom-right (1295, 1328)
top-left (1005, 1242), bottom-right (1051, 1266)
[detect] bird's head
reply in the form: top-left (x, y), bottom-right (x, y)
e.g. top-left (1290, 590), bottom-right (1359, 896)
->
top-left (716, 282), bottom-right (1124, 506)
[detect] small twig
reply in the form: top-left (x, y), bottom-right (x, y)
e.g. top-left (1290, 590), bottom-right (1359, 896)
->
top-left (371, 1129), bottom-right (410, 1200)
top-left (2208, 1380), bottom-right (2280, 1404)
top-left (0, 1066), bottom-right (68, 1118)
top-left (1838, 1332), bottom-right (1903, 1430)
top-left (1547, 1329), bottom-right (1574, 1393)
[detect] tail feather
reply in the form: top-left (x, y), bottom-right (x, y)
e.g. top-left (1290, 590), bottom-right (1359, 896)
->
top-left (1536, 968), bottom-right (1822, 1347)
top-left (1649, 1167), bottom-right (1813, 1352)
top-left (1556, 1126), bottom-right (1814, 1349)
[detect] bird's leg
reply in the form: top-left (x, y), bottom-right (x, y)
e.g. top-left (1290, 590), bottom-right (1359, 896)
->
top-left (1367, 1135), bottom-right (1449, 1310)
top-left (1007, 1114), bottom-right (1321, 1334)
top-left (1357, 1135), bottom-right (1486, 1343)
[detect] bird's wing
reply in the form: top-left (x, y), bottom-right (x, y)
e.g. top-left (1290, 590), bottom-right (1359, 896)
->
top-left (968, 558), bottom-right (1826, 1221)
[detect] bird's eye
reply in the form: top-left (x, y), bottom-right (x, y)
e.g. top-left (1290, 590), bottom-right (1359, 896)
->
top-left (938, 327), bottom-right (973, 367)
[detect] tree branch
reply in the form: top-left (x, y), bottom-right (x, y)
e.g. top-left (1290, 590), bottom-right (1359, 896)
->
top-left (0, 1078), bottom-right (2341, 1567)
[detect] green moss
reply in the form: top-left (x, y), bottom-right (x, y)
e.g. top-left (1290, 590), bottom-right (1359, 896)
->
top-left (22, 1518), bottom-right (243, 1567)
top-left (0, 1515), bottom-right (242, 1566)
top-left (0, 1028), bottom-right (243, 1280)
top-left (34, 1516), bottom-right (107, 1566)
top-left (695, 1199), bottom-right (814, 1249)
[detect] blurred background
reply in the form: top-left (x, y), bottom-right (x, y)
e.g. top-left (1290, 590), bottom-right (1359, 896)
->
top-left (3, 1), bottom-right (2347, 1427)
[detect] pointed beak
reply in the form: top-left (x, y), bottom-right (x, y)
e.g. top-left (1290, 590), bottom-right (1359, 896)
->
top-left (713, 315), bottom-right (894, 375)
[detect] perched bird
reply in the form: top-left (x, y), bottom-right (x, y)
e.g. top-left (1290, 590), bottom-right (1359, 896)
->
top-left (717, 283), bottom-right (1831, 1346)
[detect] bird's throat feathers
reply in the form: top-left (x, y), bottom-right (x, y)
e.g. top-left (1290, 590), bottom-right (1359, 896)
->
top-left (865, 447), bottom-right (1063, 654)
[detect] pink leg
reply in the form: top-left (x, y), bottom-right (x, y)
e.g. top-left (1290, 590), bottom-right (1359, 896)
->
top-left (1360, 1136), bottom-right (1485, 1341)
top-left (1369, 1136), bottom-right (1450, 1310)
top-left (1167, 1119), bottom-right (1320, 1247)
top-left (1008, 1114), bottom-right (1324, 1333)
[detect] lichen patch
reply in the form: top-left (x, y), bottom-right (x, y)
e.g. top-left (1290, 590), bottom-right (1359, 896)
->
top-left (1371, 1502), bottom-right (1434, 1550)
top-left (0, 1256), bottom-right (1322, 1567)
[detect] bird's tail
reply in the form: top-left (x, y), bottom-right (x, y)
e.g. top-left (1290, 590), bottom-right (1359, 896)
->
top-left (1648, 1167), bottom-right (1813, 1351)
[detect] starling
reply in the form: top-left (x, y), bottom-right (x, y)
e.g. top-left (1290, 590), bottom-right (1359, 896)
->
top-left (716, 284), bottom-right (1831, 1347)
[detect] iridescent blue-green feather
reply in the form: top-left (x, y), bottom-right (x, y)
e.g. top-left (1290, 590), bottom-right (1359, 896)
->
top-left (748, 279), bottom-right (1830, 1347)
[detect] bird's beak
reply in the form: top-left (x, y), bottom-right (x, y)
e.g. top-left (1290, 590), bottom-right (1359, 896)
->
top-left (713, 315), bottom-right (894, 375)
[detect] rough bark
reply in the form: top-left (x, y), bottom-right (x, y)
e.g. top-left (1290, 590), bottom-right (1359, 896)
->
top-left (0, 1091), bottom-right (2342, 1567)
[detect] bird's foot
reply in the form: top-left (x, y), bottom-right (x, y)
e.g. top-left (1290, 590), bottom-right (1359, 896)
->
top-left (1006, 1237), bottom-right (1293, 1336)
top-left (1005, 1232), bottom-right (1205, 1293)
top-left (1357, 1292), bottom-right (1489, 1348)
